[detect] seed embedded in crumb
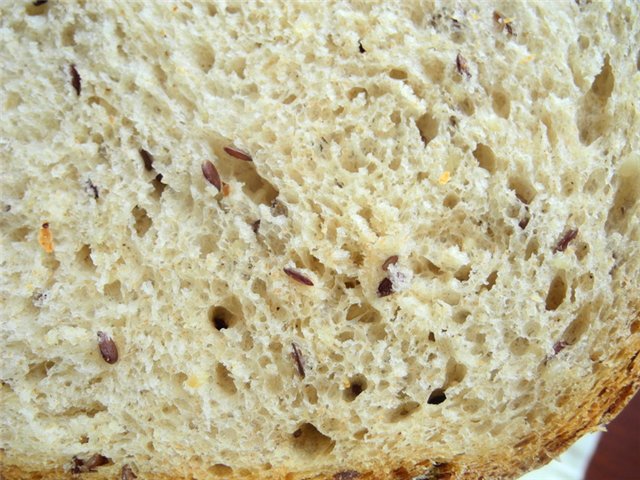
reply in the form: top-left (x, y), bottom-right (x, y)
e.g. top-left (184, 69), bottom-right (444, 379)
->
top-left (70, 64), bottom-right (81, 96)
top-left (382, 255), bottom-right (399, 271)
top-left (222, 182), bottom-right (231, 197)
top-left (358, 40), bottom-right (366, 53)
top-left (201, 161), bottom-right (222, 192)
top-left (291, 342), bottom-right (306, 378)
top-left (284, 268), bottom-right (314, 286)
top-left (139, 149), bottom-right (155, 171)
top-left (293, 428), bottom-right (302, 438)
top-left (554, 228), bottom-right (579, 253)
top-left (38, 223), bottom-right (54, 253)
top-left (493, 11), bottom-right (515, 36)
top-left (85, 179), bottom-right (99, 199)
top-left (377, 277), bottom-right (394, 297)
top-left (455, 53), bottom-right (471, 78)
top-left (121, 464), bottom-right (137, 480)
top-left (553, 341), bottom-right (568, 355)
top-left (251, 219), bottom-right (261, 234)
top-left (71, 454), bottom-right (111, 473)
top-left (223, 145), bottom-right (253, 162)
top-left (97, 331), bottom-right (118, 364)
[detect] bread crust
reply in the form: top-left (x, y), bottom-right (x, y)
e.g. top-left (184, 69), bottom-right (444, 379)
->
top-left (3, 310), bottom-right (638, 479)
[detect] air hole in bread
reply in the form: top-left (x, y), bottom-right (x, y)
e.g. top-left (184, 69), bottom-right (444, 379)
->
top-left (353, 428), bottom-right (368, 440)
top-left (473, 144), bottom-right (497, 174)
top-left (414, 257), bottom-right (442, 277)
top-left (343, 374), bottom-right (367, 402)
top-left (508, 175), bottom-right (537, 204)
top-left (10, 226), bottom-right (30, 242)
top-left (76, 244), bottom-right (95, 270)
top-left (445, 359), bottom-right (467, 386)
top-left (366, 322), bottom-right (387, 342)
top-left (525, 238), bottom-right (539, 260)
top-left (574, 241), bottom-right (590, 261)
top-left (220, 155), bottom-right (278, 207)
top-left (509, 337), bottom-right (530, 356)
top-left (151, 175), bottom-right (166, 199)
top-left (209, 305), bottom-right (236, 330)
top-left (463, 397), bottom-right (483, 414)
top-left (453, 309), bottom-right (470, 324)
top-left (26, 361), bottom-right (55, 382)
top-left (193, 44), bottom-right (215, 72)
top-left (304, 385), bottom-right (318, 404)
top-left (215, 363), bottom-right (237, 395)
top-left (200, 235), bottom-right (217, 258)
top-left (576, 35), bottom-right (590, 50)
top-left (415, 112), bottom-right (439, 146)
top-left (453, 264), bottom-right (471, 282)
top-left (441, 291), bottom-right (461, 306)
top-left (541, 113), bottom-right (558, 146)
top-left (344, 278), bottom-right (360, 289)
top-left (590, 55), bottom-right (615, 99)
top-left (208, 464), bottom-right (233, 476)
top-left (578, 55), bottom-right (615, 144)
top-left (241, 331), bottom-right (254, 351)
top-left (562, 307), bottom-right (591, 344)
top-left (26, 1), bottom-right (49, 16)
top-left (427, 388), bottom-right (447, 405)
top-left (61, 24), bottom-right (76, 46)
top-left (4, 91), bottom-right (22, 109)
top-left (79, 435), bottom-right (89, 444)
top-left (104, 280), bottom-right (123, 301)
top-left (388, 401), bottom-right (420, 422)
top-left (459, 97), bottom-right (475, 116)
top-left (346, 302), bottom-right (380, 323)
top-left (347, 87), bottom-right (368, 101)
top-left (337, 331), bottom-right (354, 342)
top-left (545, 272), bottom-right (567, 311)
top-left (605, 158), bottom-right (640, 233)
top-left (491, 90), bottom-right (511, 119)
top-left (584, 168), bottom-right (606, 194)
top-left (283, 94), bottom-right (297, 105)
top-left (206, 3), bottom-right (218, 15)
top-left (291, 423), bottom-right (335, 456)
top-left (443, 193), bottom-right (460, 208)
top-left (482, 270), bottom-right (498, 291)
top-left (88, 96), bottom-right (118, 118)
top-left (61, 402), bottom-right (107, 418)
top-left (389, 69), bottom-right (408, 80)
top-left (132, 206), bottom-right (152, 236)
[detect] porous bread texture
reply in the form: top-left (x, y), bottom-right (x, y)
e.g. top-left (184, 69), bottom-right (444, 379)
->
top-left (1, 0), bottom-right (639, 479)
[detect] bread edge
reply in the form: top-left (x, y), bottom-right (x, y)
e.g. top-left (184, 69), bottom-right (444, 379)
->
top-left (2, 305), bottom-right (638, 480)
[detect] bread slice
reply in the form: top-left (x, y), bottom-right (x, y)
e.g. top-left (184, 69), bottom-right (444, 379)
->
top-left (1, 1), bottom-right (639, 479)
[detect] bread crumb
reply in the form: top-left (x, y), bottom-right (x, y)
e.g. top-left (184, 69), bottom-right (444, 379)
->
top-left (38, 223), bottom-right (54, 253)
top-left (438, 171), bottom-right (451, 185)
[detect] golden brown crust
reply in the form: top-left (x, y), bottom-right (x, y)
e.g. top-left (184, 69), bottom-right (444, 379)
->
top-left (3, 314), bottom-right (639, 480)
